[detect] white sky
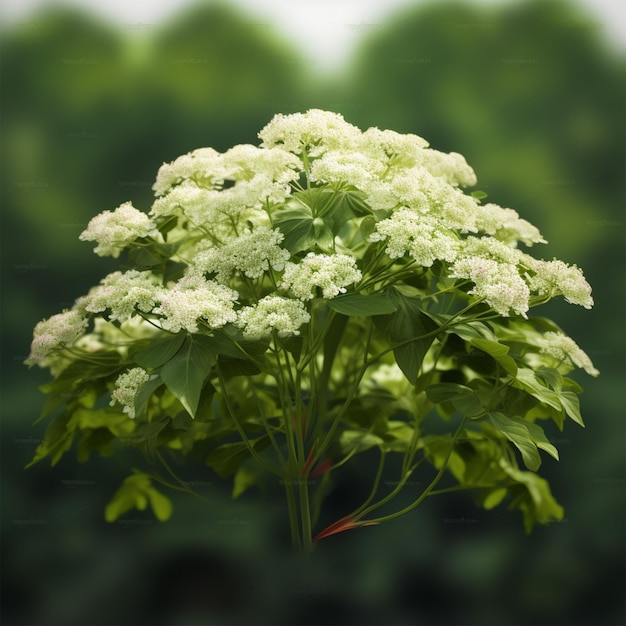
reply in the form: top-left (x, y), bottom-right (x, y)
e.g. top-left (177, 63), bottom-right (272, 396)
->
top-left (2, 0), bottom-right (624, 69)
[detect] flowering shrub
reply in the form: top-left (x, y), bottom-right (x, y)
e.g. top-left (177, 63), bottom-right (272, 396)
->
top-left (26, 109), bottom-right (597, 550)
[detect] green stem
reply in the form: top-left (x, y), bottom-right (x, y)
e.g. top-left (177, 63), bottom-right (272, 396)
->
top-left (285, 480), bottom-right (301, 549)
top-left (369, 416), bottom-right (469, 524)
top-left (299, 479), bottom-right (313, 553)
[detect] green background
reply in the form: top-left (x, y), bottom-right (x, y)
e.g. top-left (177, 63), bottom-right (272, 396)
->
top-left (1, 1), bottom-right (624, 624)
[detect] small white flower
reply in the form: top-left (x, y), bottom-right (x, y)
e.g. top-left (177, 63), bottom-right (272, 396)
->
top-left (369, 209), bottom-right (459, 266)
top-left (475, 203), bottom-right (546, 246)
top-left (79, 202), bottom-right (158, 258)
top-left (280, 253), bottom-right (362, 300)
top-left (110, 367), bottom-right (151, 418)
top-left (259, 109), bottom-right (362, 156)
top-left (236, 296), bottom-right (310, 339)
top-left (153, 147), bottom-right (227, 196)
top-left (537, 332), bottom-right (599, 377)
top-left (84, 270), bottom-right (161, 321)
top-left (190, 227), bottom-right (290, 282)
top-left (526, 258), bottom-right (594, 309)
top-left (451, 256), bottom-right (530, 317)
top-left (26, 309), bottom-right (89, 365)
top-left (154, 275), bottom-right (238, 333)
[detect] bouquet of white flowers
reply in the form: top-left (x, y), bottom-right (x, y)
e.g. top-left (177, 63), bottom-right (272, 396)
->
top-left (26, 110), bottom-right (597, 551)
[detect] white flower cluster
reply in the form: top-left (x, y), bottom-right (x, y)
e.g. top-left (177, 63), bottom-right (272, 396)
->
top-left (26, 309), bottom-right (89, 365)
top-left (369, 210), bottom-right (459, 267)
top-left (190, 227), bottom-right (290, 282)
top-left (82, 270), bottom-right (161, 321)
top-left (29, 109), bottom-right (596, 378)
top-left (154, 275), bottom-right (238, 333)
top-left (236, 296), bottom-right (311, 339)
top-left (110, 367), bottom-right (151, 418)
top-left (151, 144), bottom-right (299, 238)
top-left (280, 253), bottom-right (362, 300)
top-left (537, 332), bottom-right (599, 377)
top-left (79, 202), bottom-right (158, 258)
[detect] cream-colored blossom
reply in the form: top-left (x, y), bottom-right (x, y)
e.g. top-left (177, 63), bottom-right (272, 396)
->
top-left (537, 331), bottom-right (599, 377)
top-left (154, 275), bottom-right (238, 333)
top-left (259, 109), bottom-right (362, 156)
top-left (451, 257), bottom-right (530, 317)
top-left (280, 253), bottom-right (362, 300)
top-left (236, 296), bottom-right (310, 339)
top-left (189, 227), bottom-right (290, 282)
top-left (526, 258), bottom-right (594, 309)
top-left (369, 209), bottom-right (459, 266)
top-left (26, 309), bottom-right (89, 365)
top-left (475, 203), bottom-right (546, 246)
top-left (110, 367), bottom-right (151, 418)
top-left (83, 270), bottom-right (161, 321)
top-left (153, 147), bottom-right (227, 196)
top-left (79, 202), bottom-right (158, 258)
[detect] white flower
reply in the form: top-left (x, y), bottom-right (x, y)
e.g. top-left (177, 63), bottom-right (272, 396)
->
top-left (309, 150), bottom-right (385, 188)
top-left (154, 275), bottom-right (238, 333)
top-left (83, 270), bottom-right (161, 321)
top-left (369, 209), bottom-right (459, 266)
top-left (110, 367), bottom-right (151, 418)
top-left (451, 256), bottom-right (530, 317)
top-left (153, 147), bottom-right (227, 196)
top-left (189, 227), bottom-right (290, 282)
top-left (222, 144), bottom-right (301, 185)
top-left (236, 296), bottom-right (310, 339)
top-left (259, 109), bottom-right (362, 156)
top-left (526, 258), bottom-right (594, 309)
top-left (475, 203), bottom-right (546, 246)
top-left (359, 127), bottom-right (429, 166)
top-left (537, 332), bottom-right (599, 377)
top-left (26, 309), bottom-right (89, 365)
top-left (280, 253), bottom-right (362, 300)
top-left (416, 149), bottom-right (477, 187)
top-left (79, 202), bottom-right (158, 258)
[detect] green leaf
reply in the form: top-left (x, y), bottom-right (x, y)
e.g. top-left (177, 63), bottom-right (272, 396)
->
top-left (206, 437), bottom-right (270, 478)
top-left (133, 376), bottom-right (165, 419)
top-left (328, 293), bottom-right (397, 316)
top-left (470, 338), bottom-right (517, 376)
top-left (232, 464), bottom-right (260, 498)
top-left (500, 460), bottom-right (564, 532)
top-left (487, 412), bottom-right (558, 471)
top-left (274, 206), bottom-right (332, 253)
top-left (513, 368), bottom-right (562, 412)
top-left (559, 390), bottom-right (584, 427)
top-left (376, 289), bottom-right (438, 384)
top-left (132, 333), bottom-right (186, 369)
top-left (471, 190), bottom-right (488, 201)
top-left (427, 383), bottom-right (483, 417)
top-left (160, 336), bottom-right (215, 418)
top-left (105, 473), bottom-right (173, 522)
top-left (338, 429), bottom-right (385, 454)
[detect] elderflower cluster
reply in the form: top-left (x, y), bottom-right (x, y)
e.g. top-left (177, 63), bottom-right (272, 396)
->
top-left (280, 253), bottom-right (362, 300)
top-left (368, 209), bottom-right (459, 266)
top-left (26, 309), bottom-right (89, 365)
top-left (82, 270), bottom-right (161, 321)
top-left (154, 275), bottom-right (238, 333)
top-left (236, 296), bottom-right (310, 339)
top-left (110, 367), bottom-right (151, 418)
top-left (189, 227), bottom-right (290, 282)
top-left (537, 332), bottom-right (599, 377)
top-left (79, 202), bottom-right (158, 258)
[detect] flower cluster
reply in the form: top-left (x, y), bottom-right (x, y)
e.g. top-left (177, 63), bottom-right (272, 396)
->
top-left (27, 109), bottom-right (596, 380)
top-left (281, 253), bottom-right (362, 300)
top-left (110, 367), bottom-right (151, 418)
top-left (79, 202), bottom-right (158, 258)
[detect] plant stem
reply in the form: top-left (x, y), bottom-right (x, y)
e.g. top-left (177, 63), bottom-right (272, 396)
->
top-left (299, 478), bottom-right (313, 553)
top-left (285, 480), bottom-right (301, 549)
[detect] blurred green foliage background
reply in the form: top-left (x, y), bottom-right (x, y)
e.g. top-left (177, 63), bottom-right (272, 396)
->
top-left (1, 1), bottom-right (624, 624)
